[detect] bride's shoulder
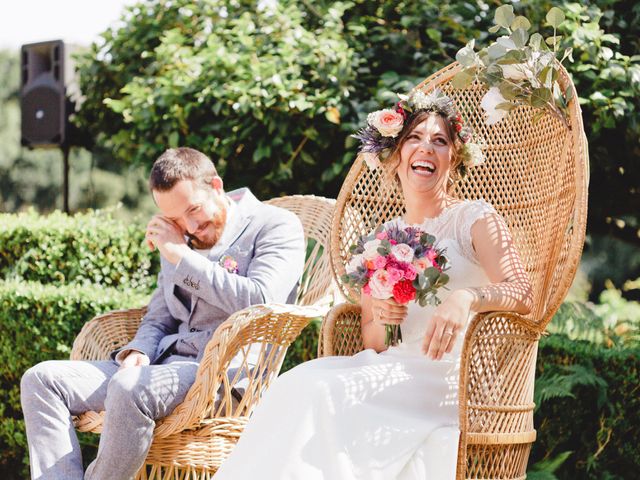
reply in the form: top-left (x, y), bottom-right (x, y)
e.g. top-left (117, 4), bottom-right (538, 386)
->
top-left (457, 199), bottom-right (498, 222)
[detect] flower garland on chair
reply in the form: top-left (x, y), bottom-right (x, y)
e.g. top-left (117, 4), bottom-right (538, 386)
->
top-left (352, 89), bottom-right (485, 177)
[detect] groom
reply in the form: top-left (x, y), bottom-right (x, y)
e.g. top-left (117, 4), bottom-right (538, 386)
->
top-left (20, 147), bottom-right (306, 479)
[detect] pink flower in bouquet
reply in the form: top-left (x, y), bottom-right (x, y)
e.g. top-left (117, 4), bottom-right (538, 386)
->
top-left (403, 263), bottom-right (418, 281)
top-left (375, 231), bottom-right (388, 240)
top-left (392, 279), bottom-right (416, 304)
top-left (391, 243), bottom-right (414, 263)
top-left (426, 247), bottom-right (438, 263)
top-left (372, 255), bottom-right (387, 270)
top-left (369, 269), bottom-right (395, 298)
top-left (362, 283), bottom-right (372, 295)
top-left (386, 266), bottom-right (404, 284)
top-left (414, 258), bottom-right (430, 274)
top-left (363, 239), bottom-right (382, 260)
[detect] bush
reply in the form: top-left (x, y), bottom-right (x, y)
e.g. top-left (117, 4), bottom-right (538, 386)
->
top-left (0, 280), bottom-right (149, 477)
top-left (0, 209), bottom-right (159, 289)
top-left (531, 334), bottom-right (640, 479)
top-left (281, 318), bottom-right (321, 373)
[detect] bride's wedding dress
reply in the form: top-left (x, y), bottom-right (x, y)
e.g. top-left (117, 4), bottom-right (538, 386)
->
top-left (214, 200), bottom-right (495, 480)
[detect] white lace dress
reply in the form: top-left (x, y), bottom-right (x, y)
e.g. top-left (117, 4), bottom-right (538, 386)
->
top-left (214, 200), bottom-right (496, 480)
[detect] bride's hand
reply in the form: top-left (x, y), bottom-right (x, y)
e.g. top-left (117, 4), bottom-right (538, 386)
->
top-left (422, 290), bottom-right (474, 360)
top-left (370, 297), bottom-right (408, 326)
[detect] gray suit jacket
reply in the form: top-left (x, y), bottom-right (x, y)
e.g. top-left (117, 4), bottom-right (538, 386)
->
top-left (113, 188), bottom-right (305, 364)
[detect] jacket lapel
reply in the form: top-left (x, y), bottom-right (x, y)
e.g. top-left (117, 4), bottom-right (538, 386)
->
top-left (189, 188), bottom-right (256, 317)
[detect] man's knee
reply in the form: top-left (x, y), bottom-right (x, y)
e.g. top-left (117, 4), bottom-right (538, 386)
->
top-left (21, 360), bottom-right (58, 396)
top-left (105, 368), bottom-right (155, 418)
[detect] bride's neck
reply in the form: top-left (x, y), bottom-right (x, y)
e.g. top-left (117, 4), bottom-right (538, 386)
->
top-left (403, 190), bottom-right (453, 223)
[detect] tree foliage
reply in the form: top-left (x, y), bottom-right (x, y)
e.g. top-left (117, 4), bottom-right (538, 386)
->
top-left (73, 0), bottom-right (640, 246)
top-left (74, 0), bottom-right (356, 197)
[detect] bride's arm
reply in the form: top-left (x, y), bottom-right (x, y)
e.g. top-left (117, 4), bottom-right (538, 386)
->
top-left (423, 212), bottom-right (533, 360)
top-left (361, 294), bottom-right (407, 353)
top-left (465, 212), bottom-right (533, 314)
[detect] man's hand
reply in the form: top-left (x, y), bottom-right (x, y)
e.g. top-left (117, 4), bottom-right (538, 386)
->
top-left (119, 350), bottom-right (150, 370)
top-left (146, 215), bottom-right (189, 264)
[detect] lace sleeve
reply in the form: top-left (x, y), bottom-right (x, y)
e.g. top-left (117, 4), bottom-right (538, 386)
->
top-left (457, 200), bottom-right (499, 263)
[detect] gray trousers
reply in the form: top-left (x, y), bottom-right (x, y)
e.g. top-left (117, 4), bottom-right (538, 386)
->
top-left (20, 358), bottom-right (198, 480)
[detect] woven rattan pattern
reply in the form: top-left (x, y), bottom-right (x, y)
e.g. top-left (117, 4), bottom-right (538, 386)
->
top-left (70, 195), bottom-right (335, 478)
top-left (323, 62), bottom-right (588, 479)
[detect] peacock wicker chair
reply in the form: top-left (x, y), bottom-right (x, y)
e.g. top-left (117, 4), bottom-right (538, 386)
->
top-left (319, 62), bottom-right (588, 480)
top-left (70, 194), bottom-right (336, 479)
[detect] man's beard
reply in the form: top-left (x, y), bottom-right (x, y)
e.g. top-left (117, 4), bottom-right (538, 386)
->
top-left (187, 196), bottom-right (228, 250)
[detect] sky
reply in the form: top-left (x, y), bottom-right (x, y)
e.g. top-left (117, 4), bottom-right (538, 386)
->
top-left (0, 0), bottom-right (138, 51)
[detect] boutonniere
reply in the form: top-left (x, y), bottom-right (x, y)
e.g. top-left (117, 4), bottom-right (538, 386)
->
top-left (219, 254), bottom-right (239, 274)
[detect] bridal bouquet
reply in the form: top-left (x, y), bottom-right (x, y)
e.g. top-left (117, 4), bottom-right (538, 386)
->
top-left (341, 223), bottom-right (450, 346)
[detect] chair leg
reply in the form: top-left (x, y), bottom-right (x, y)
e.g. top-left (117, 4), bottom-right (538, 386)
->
top-left (136, 464), bottom-right (215, 480)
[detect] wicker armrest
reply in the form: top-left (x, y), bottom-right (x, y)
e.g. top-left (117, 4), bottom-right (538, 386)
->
top-left (152, 303), bottom-right (324, 438)
top-left (458, 311), bottom-right (542, 444)
top-left (70, 307), bottom-right (147, 361)
top-left (318, 302), bottom-right (364, 357)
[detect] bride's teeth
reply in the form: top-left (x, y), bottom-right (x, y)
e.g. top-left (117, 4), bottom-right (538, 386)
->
top-left (412, 161), bottom-right (435, 172)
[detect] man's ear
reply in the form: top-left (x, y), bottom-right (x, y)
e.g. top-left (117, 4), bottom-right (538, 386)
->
top-left (210, 176), bottom-right (224, 193)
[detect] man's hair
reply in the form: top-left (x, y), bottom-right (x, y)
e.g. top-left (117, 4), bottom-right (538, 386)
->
top-left (149, 147), bottom-right (219, 192)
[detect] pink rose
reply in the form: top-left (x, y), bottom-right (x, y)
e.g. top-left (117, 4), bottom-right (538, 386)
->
top-left (403, 263), bottom-right (417, 281)
top-left (375, 231), bottom-right (388, 240)
top-left (414, 258), bottom-right (430, 273)
top-left (391, 243), bottom-right (414, 263)
top-left (362, 283), bottom-right (372, 296)
top-left (386, 267), bottom-right (404, 284)
top-left (368, 269), bottom-right (395, 299)
top-left (372, 255), bottom-right (387, 270)
top-left (367, 109), bottom-right (404, 138)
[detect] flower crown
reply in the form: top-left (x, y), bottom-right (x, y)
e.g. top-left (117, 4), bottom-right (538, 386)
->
top-left (353, 89), bottom-right (485, 176)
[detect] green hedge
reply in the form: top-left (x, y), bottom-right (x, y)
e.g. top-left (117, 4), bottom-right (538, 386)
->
top-left (0, 209), bottom-right (159, 289)
top-left (531, 335), bottom-right (640, 479)
top-left (0, 280), bottom-right (149, 477)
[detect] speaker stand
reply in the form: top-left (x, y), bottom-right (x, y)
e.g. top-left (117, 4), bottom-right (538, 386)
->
top-left (62, 144), bottom-right (70, 213)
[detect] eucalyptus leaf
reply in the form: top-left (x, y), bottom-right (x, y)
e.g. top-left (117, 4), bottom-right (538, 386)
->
top-left (498, 82), bottom-right (521, 101)
top-left (538, 66), bottom-right (553, 88)
top-left (545, 35), bottom-right (562, 46)
top-left (511, 16), bottom-right (531, 31)
top-left (565, 87), bottom-right (574, 103)
top-left (529, 33), bottom-right (543, 50)
top-left (531, 87), bottom-right (552, 108)
top-left (495, 5), bottom-right (515, 29)
top-left (487, 43), bottom-right (508, 61)
top-left (511, 28), bottom-right (529, 49)
top-left (451, 69), bottom-right (475, 89)
top-left (496, 101), bottom-right (515, 112)
top-left (499, 50), bottom-right (526, 65)
top-left (456, 41), bottom-right (478, 68)
top-left (561, 47), bottom-right (574, 63)
top-left (546, 7), bottom-right (565, 28)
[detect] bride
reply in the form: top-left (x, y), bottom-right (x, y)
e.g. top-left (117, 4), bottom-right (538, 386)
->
top-left (214, 89), bottom-right (533, 479)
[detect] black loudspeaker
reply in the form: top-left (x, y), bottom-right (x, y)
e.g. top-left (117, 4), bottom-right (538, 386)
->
top-left (20, 40), bottom-right (76, 147)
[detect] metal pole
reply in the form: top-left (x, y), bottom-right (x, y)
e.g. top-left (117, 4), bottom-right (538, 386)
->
top-left (62, 145), bottom-right (70, 213)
